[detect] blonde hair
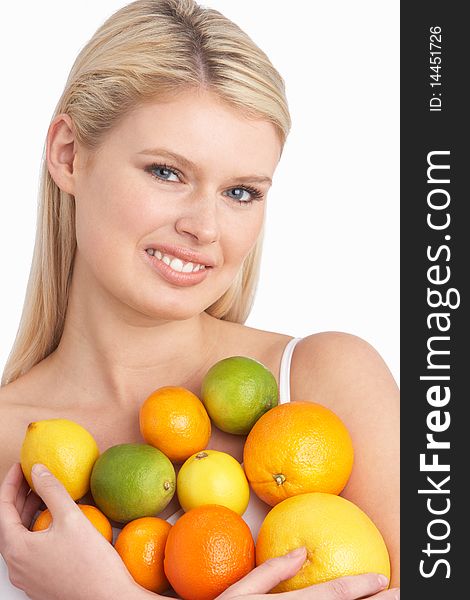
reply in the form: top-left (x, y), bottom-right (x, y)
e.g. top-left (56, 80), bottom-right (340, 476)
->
top-left (2, 0), bottom-right (290, 386)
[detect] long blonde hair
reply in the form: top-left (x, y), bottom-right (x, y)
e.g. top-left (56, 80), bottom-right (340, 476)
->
top-left (2, 0), bottom-right (290, 386)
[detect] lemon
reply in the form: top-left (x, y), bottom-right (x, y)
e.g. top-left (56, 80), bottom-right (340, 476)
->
top-left (20, 419), bottom-right (100, 500)
top-left (256, 492), bottom-right (390, 591)
top-left (201, 356), bottom-right (278, 435)
top-left (177, 450), bottom-right (250, 515)
top-left (90, 443), bottom-right (176, 523)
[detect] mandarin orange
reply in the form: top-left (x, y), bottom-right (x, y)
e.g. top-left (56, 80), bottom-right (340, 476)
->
top-left (243, 401), bottom-right (354, 506)
top-left (164, 505), bottom-right (255, 600)
top-left (114, 517), bottom-right (172, 593)
top-left (139, 386), bottom-right (211, 463)
top-left (32, 504), bottom-right (113, 542)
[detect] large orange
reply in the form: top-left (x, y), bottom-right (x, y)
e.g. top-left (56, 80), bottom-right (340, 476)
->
top-left (32, 504), bottom-right (113, 542)
top-left (243, 401), bottom-right (354, 506)
top-left (139, 386), bottom-right (211, 463)
top-left (114, 517), bottom-right (172, 593)
top-left (256, 493), bottom-right (390, 591)
top-left (164, 505), bottom-right (255, 600)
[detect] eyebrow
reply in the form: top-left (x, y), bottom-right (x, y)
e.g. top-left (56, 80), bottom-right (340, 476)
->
top-left (137, 147), bottom-right (273, 186)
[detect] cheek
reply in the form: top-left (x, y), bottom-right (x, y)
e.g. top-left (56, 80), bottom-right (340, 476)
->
top-left (76, 173), bottom-right (144, 272)
top-left (222, 208), bottom-right (265, 264)
top-left (74, 172), bottom-right (156, 259)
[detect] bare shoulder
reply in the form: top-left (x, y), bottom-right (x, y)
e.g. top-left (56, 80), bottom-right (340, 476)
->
top-left (290, 331), bottom-right (399, 414)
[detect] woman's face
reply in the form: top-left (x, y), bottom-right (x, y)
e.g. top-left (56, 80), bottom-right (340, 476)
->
top-left (72, 89), bottom-right (281, 321)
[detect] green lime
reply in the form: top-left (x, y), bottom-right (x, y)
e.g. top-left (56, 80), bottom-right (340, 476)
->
top-left (90, 443), bottom-right (175, 523)
top-left (201, 356), bottom-right (279, 435)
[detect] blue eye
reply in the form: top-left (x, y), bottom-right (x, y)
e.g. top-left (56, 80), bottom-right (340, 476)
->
top-left (226, 188), bottom-right (251, 202)
top-left (225, 186), bottom-right (264, 205)
top-left (146, 163), bottom-right (181, 182)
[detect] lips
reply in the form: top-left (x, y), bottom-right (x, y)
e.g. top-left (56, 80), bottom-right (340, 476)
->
top-left (146, 248), bottom-right (206, 273)
top-left (144, 243), bottom-right (216, 268)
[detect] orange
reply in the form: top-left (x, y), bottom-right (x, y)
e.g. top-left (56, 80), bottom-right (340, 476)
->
top-left (256, 492), bottom-right (390, 591)
top-left (32, 504), bottom-right (113, 542)
top-left (114, 517), bottom-right (172, 593)
top-left (139, 386), bottom-right (211, 463)
top-left (164, 505), bottom-right (255, 600)
top-left (243, 401), bottom-right (354, 506)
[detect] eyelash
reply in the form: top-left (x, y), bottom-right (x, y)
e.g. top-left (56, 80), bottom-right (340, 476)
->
top-left (145, 162), bottom-right (264, 205)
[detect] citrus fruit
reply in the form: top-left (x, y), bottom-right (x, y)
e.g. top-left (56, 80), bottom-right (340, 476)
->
top-left (177, 450), bottom-right (250, 515)
top-left (139, 386), bottom-right (211, 463)
top-left (32, 504), bottom-right (113, 542)
top-left (243, 401), bottom-right (354, 506)
top-left (256, 492), bottom-right (390, 591)
top-left (114, 517), bottom-right (171, 593)
top-left (201, 356), bottom-right (278, 435)
top-left (90, 443), bottom-right (175, 523)
top-left (164, 504), bottom-right (255, 600)
top-left (20, 419), bottom-right (100, 500)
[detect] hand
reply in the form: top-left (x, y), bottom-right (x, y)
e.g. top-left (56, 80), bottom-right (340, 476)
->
top-left (0, 463), bottom-right (140, 600)
top-left (218, 547), bottom-right (400, 600)
top-left (0, 464), bottom-right (400, 600)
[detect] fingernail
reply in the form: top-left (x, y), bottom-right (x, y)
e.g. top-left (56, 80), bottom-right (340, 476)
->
top-left (286, 547), bottom-right (306, 558)
top-left (32, 464), bottom-right (50, 477)
top-left (378, 574), bottom-right (389, 588)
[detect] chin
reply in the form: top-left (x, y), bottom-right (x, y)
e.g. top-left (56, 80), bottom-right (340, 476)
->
top-left (139, 298), bottom-right (207, 322)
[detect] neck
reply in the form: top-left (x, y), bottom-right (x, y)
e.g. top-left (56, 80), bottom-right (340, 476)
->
top-left (47, 270), bottom-right (221, 408)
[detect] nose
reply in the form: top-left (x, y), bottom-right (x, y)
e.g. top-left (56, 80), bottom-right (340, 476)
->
top-left (175, 195), bottom-right (220, 245)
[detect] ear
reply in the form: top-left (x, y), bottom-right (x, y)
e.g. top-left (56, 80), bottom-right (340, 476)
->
top-left (46, 114), bottom-right (79, 195)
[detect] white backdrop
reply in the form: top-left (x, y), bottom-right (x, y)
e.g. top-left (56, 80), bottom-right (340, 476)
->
top-left (0, 1), bottom-right (399, 384)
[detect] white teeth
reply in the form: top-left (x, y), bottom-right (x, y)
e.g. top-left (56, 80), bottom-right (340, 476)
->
top-left (170, 258), bottom-right (185, 272)
top-left (148, 249), bottom-right (206, 273)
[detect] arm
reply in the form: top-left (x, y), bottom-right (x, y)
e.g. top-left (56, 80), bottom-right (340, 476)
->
top-left (0, 463), bottom-right (398, 600)
top-left (290, 333), bottom-right (400, 587)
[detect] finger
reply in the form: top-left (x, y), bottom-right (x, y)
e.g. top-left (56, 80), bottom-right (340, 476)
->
top-left (20, 490), bottom-right (44, 529)
top-left (220, 547), bottom-right (308, 597)
top-left (275, 573), bottom-right (390, 600)
top-left (15, 476), bottom-right (31, 514)
top-left (368, 587), bottom-right (400, 599)
top-left (0, 463), bottom-right (24, 504)
top-left (0, 463), bottom-right (26, 534)
top-left (30, 464), bottom-right (81, 524)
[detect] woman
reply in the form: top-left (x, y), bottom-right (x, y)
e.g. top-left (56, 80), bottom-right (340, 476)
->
top-left (0, 1), bottom-right (399, 599)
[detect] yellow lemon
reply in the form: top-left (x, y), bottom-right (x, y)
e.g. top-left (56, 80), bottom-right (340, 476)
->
top-left (177, 450), bottom-right (250, 515)
top-left (256, 492), bottom-right (390, 592)
top-left (20, 419), bottom-right (100, 501)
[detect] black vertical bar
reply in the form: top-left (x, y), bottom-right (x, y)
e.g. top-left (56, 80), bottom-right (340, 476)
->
top-left (401, 1), bottom-right (467, 597)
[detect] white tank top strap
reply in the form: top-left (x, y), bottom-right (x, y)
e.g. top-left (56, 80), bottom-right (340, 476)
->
top-left (278, 337), bottom-right (303, 405)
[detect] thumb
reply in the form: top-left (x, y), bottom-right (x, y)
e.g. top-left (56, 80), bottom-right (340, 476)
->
top-left (220, 547), bottom-right (307, 598)
top-left (31, 464), bottom-right (81, 523)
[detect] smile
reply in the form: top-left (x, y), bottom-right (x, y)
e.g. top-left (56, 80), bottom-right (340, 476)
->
top-left (145, 248), bottom-right (207, 273)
